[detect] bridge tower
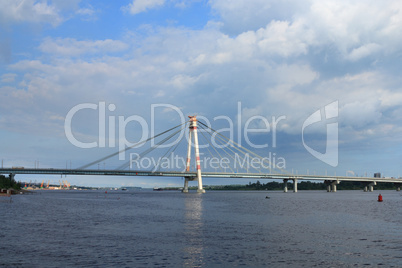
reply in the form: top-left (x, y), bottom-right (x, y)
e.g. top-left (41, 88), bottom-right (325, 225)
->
top-left (182, 116), bottom-right (205, 193)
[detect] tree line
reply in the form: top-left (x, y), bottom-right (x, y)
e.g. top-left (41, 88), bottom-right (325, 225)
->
top-left (0, 175), bottom-right (22, 190)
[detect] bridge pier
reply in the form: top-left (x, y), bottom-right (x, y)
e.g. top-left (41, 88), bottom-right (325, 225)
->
top-left (182, 177), bottom-right (193, 193)
top-left (283, 179), bottom-right (297, 193)
top-left (183, 177), bottom-right (188, 193)
top-left (331, 181), bottom-right (337, 192)
top-left (283, 179), bottom-right (288, 192)
top-left (9, 173), bottom-right (15, 181)
top-left (324, 180), bottom-right (339, 192)
top-left (369, 182), bottom-right (376, 192)
top-left (395, 183), bottom-right (401, 191)
top-left (362, 181), bottom-right (376, 192)
top-left (182, 176), bottom-right (205, 193)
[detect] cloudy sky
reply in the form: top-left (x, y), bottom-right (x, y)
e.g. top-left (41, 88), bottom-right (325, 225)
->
top-left (1, 0), bottom-right (402, 187)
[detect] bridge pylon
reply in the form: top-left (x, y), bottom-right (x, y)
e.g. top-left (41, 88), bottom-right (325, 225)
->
top-left (182, 116), bottom-right (205, 193)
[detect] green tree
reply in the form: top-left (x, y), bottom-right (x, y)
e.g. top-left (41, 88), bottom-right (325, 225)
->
top-left (0, 175), bottom-right (21, 190)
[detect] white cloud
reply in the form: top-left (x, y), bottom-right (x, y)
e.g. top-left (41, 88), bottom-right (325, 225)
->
top-left (210, 0), bottom-right (402, 61)
top-left (76, 7), bottom-right (94, 16)
top-left (38, 38), bottom-right (129, 56)
top-left (3, 21), bottom-right (401, 144)
top-left (347, 43), bottom-right (382, 61)
top-left (341, 100), bottom-right (382, 129)
top-left (1, 73), bottom-right (16, 83)
top-left (124, 0), bottom-right (165, 15)
top-left (0, 0), bottom-right (63, 26)
top-left (379, 89), bottom-right (402, 108)
top-left (255, 20), bottom-right (313, 57)
top-left (75, 5), bottom-right (97, 21)
top-left (170, 74), bottom-right (201, 90)
top-left (2, 0), bottom-right (402, 175)
top-left (209, 0), bottom-right (307, 35)
top-left (307, 0), bottom-right (402, 60)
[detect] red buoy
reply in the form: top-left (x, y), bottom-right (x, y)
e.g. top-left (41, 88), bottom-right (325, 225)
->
top-left (378, 194), bottom-right (383, 202)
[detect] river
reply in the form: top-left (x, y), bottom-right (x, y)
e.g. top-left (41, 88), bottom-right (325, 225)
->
top-left (1, 190), bottom-right (401, 267)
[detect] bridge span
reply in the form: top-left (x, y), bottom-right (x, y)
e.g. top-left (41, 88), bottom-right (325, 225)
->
top-left (1, 167), bottom-right (401, 193)
top-left (3, 116), bottom-right (402, 193)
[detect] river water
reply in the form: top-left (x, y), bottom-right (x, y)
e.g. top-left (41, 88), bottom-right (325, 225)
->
top-left (1, 190), bottom-right (401, 267)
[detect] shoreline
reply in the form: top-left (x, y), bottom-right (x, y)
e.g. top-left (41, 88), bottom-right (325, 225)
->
top-left (0, 189), bottom-right (33, 196)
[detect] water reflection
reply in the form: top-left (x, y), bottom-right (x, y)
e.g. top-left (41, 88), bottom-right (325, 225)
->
top-left (183, 193), bottom-right (204, 268)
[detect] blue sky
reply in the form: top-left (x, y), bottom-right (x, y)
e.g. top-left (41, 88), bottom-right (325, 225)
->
top-left (1, 0), bottom-right (402, 188)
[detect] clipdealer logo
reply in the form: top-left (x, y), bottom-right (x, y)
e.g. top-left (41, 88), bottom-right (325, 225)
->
top-left (64, 102), bottom-right (286, 162)
top-left (64, 101), bottom-right (339, 168)
top-left (302, 101), bottom-right (338, 167)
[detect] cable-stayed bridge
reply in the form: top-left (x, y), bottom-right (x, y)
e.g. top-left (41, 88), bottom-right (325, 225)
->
top-left (1, 167), bottom-right (401, 192)
top-left (1, 116), bottom-right (401, 193)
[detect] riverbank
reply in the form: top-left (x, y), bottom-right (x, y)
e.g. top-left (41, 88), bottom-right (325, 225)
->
top-left (0, 188), bottom-right (33, 196)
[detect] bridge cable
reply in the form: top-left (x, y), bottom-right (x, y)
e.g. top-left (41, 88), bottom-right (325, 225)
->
top-left (198, 121), bottom-right (289, 175)
top-left (77, 121), bottom-right (187, 170)
top-left (115, 124), bottom-right (187, 170)
top-left (198, 123), bottom-right (254, 173)
top-left (197, 126), bottom-right (225, 172)
top-left (198, 124), bottom-right (263, 174)
top-left (204, 124), bottom-right (274, 174)
top-left (197, 124), bottom-right (231, 173)
top-left (154, 127), bottom-right (187, 172)
top-left (199, 124), bottom-right (265, 174)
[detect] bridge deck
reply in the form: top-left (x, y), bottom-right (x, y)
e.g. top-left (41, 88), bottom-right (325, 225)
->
top-left (1, 168), bottom-right (401, 184)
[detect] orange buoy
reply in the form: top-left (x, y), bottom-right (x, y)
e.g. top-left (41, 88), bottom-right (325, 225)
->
top-left (378, 194), bottom-right (383, 202)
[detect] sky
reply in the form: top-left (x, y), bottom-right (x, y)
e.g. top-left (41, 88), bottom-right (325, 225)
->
top-left (1, 0), bottom-right (402, 188)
